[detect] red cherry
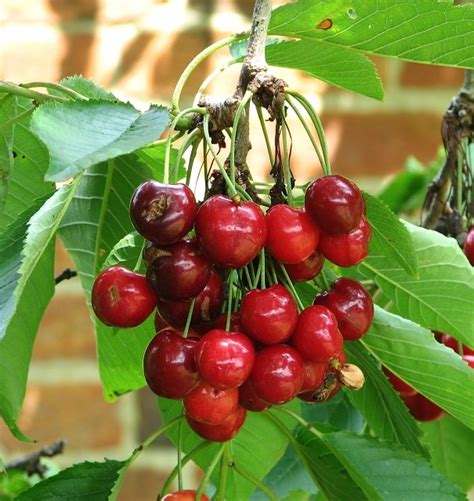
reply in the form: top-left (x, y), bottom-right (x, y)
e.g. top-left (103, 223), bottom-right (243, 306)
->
top-left (147, 238), bottom-right (211, 301)
top-left (440, 334), bottom-right (474, 356)
top-left (318, 216), bottom-right (371, 267)
top-left (305, 175), bottom-right (365, 235)
top-left (284, 250), bottom-right (325, 283)
top-left (194, 329), bottom-right (255, 390)
top-left (463, 355), bottom-right (474, 368)
top-left (183, 381), bottom-right (238, 425)
top-left (130, 180), bottom-right (196, 245)
top-left (250, 344), bottom-right (304, 404)
top-left (314, 278), bottom-right (374, 341)
top-left (403, 393), bottom-right (444, 421)
top-left (291, 305), bottom-right (343, 363)
top-left (265, 205), bottom-right (320, 264)
top-left (464, 227), bottom-right (474, 265)
top-left (91, 266), bottom-right (156, 328)
top-left (195, 195), bottom-right (267, 268)
top-left (161, 490), bottom-right (209, 501)
top-left (382, 367), bottom-right (417, 397)
top-left (240, 285), bottom-right (298, 344)
top-left (300, 360), bottom-right (327, 393)
top-left (186, 406), bottom-right (246, 442)
top-left (212, 312), bottom-right (244, 332)
top-left (238, 380), bottom-right (271, 412)
top-left (144, 330), bottom-right (199, 399)
top-left (154, 310), bottom-right (168, 332)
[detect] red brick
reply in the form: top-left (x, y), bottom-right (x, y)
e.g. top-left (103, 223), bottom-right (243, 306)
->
top-left (400, 62), bottom-right (464, 88)
top-left (57, 33), bottom-right (97, 80)
top-left (117, 468), bottom-right (169, 501)
top-left (137, 388), bottom-right (171, 447)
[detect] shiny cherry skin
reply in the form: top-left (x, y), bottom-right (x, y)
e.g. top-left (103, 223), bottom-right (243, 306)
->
top-left (195, 195), bottom-right (267, 268)
top-left (382, 367), bottom-right (417, 397)
top-left (92, 266), bottom-right (156, 328)
top-left (158, 270), bottom-right (223, 326)
top-left (183, 381), bottom-right (238, 425)
top-left (284, 250), bottom-right (325, 283)
top-left (147, 238), bottom-right (211, 301)
top-left (265, 205), bottom-right (320, 264)
top-left (403, 393), bottom-right (444, 421)
top-left (314, 278), bottom-right (374, 341)
top-left (161, 490), bottom-right (209, 501)
top-left (186, 406), bottom-right (246, 442)
top-left (300, 360), bottom-right (327, 393)
top-left (463, 355), bottom-right (474, 368)
top-left (212, 312), bottom-right (244, 333)
top-left (464, 227), bottom-right (474, 265)
top-left (195, 329), bottom-right (255, 390)
top-left (143, 330), bottom-right (199, 399)
top-left (238, 380), bottom-right (271, 412)
top-left (440, 334), bottom-right (474, 356)
top-left (291, 305), bottom-right (344, 363)
top-left (305, 175), bottom-right (365, 235)
top-left (318, 216), bottom-right (371, 267)
top-left (250, 344), bottom-right (304, 404)
top-left (240, 285), bottom-right (298, 344)
top-left (130, 180), bottom-right (196, 245)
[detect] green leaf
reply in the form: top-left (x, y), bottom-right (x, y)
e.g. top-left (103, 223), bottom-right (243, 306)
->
top-left (59, 75), bottom-right (118, 101)
top-left (103, 231), bottom-right (144, 271)
top-left (362, 307), bottom-right (474, 430)
top-left (31, 101), bottom-right (170, 181)
top-left (0, 96), bottom-right (17, 211)
top-left (344, 342), bottom-right (427, 457)
top-left (421, 415), bottom-right (474, 491)
top-left (321, 430), bottom-right (464, 500)
top-left (364, 193), bottom-right (418, 276)
top-left (267, 40), bottom-right (383, 100)
top-left (14, 460), bottom-right (126, 501)
top-left (359, 223), bottom-right (474, 348)
top-left (269, 0), bottom-right (474, 69)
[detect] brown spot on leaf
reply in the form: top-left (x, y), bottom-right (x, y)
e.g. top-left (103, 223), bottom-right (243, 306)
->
top-left (316, 19), bottom-right (333, 30)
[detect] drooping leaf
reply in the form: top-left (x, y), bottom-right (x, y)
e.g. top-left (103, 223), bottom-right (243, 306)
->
top-left (269, 0), bottom-right (474, 69)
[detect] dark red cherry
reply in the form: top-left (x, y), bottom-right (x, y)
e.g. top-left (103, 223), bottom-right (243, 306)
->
top-left (183, 381), bottom-right (238, 425)
top-left (440, 334), bottom-right (474, 356)
top-left (92, 266), bottom-right (156, 328)
top-left (318, 216), bottom-right (371, 267)
top-left (195, 329), bottom-right (255, 390)
top-left (195, 195), bottom-right (267, 268)
top-left (314, 278), bottom-right (374, 341)
top-left (212, 312), bottom-right (244, 333)
top-left (284, 250), bottom-right (325, 283)
top-left (161, 490), bottom-right (210, 501)
top-left (238, 380), bottom-right (271, 412)
top-left (403, 393), bottom-right (444, 421)
top-left (144, 330), bottom-right (199, 399)
top-left (464, 227), bottom-right (474, 265)
top-left (240, 285), bottom-right (298, 344)
top-left (266, 205), bottom-right (320, 264)
top-left (186, 406), bottom-right (246, 442)
top-left (305, 175), bottom-right (365, 235)
top-left (130, 180), bottom-right (196, 244)
top-left (291, 305), bottom-right (343, 363)
top-left (250, 345), bottom-right (304, 404)
top-left (382, 367), bottom-right (417, 397)
top-left (463, 355), bottom-right (474, 368)
top-left (300, 360), bottom-right (327, 393)
top-left (146, 238), bottom-right (211, 301)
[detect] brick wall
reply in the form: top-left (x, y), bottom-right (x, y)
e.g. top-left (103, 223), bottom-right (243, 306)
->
top-left (0, 1), bottom-right (466, 499)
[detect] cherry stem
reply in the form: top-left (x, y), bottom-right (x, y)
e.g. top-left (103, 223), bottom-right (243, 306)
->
top-left (316, 270), bottom-right (331, 291)
top-left (272, 406), bottom-right (323, 439)
top-left (260, 249), bottom-right (266, 289)
top-left (256, 106), bottom-right (275, 166)
top-left (0, 80), bottom-right (67, 103)
top-left (231, 462), bottom-right (278, 501)
top-left (193, 59), bottom-right (239, 107)
top-left (280, 113), bottom-right (294, 206)
top-left (173, 128), bottom-right (201, 184)
top-left (21, 81), bottom-right (89, 101)
top-left (194, 443), bottom-right (226, 501)
top-left (276, 261), bottom-right (305, 311)
top-left (226, 271), bottom-right (236, 331)
top-left (243, 265), bottom-right (253, 290)
top-left (177, 418), bottom-right (184, 490)
top-left (186, 135), bottom-right (202, 187)
top-left (183, 298), bottom-right (196, 338)
top-left (215, 442), bottom-right (231, 501)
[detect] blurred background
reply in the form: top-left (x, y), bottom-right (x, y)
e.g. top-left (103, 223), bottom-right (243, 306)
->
top-left (0, 0), bottom-right (466, 499)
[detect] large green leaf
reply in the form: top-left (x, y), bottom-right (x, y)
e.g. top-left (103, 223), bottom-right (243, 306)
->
top-left (0, 96), bottom-right (16, 210)
top-left (359, 223), bottom-right (474, 348)
top-left (269, 0), bottom-right (474, 68)
top-left (31, 101), bottom-right (170, 181)
top-left (15, 460), bottom-right (126, 500)
top-left (421, 416), bottom-right (474, 491)
top-left (59, 75), bottom-right (117, 101)
top-left (362, 307), bottom-right (474, 430)
top-left (267, 40), bottom-right (383, 100)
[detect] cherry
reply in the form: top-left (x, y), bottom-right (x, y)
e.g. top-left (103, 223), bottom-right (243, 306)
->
top-left (194, 329), bottom-right (255, 390)
top-left (144, 330), bottom-right (199, 399)
top-left (305, 175), bottom-right (365, 235)
top-left (154, 310), bottom-right (168, 332)
top-left (240, 285), bottom-right (298, 344)
top-left (161, 490), bottom-right (210, 501)
top-left (195, 195), bottom-right (267, 268)
top-left (463, 355), bottom-right (474, 368)
top-left (284, 250), bottom-right (325, 283)
top-left (464, 227), bottom-right (474, 265)
top-left (250, 344), bottom-right (304, 404)
top-left (183, 381), bottom-right (238, 425)
top-left (382, 367), bottom-right (417, 397)
top-left (146, 238), bottom-right (211, 301)
top-left (212, 312), bottom-right (244, 333)
top-left (291, 305), bottom-right (343, 363)
top-left (300, 360), bottom-right (327, 393)
top-left (440, 334), bottom-right (474, 356)
top-left (265, 205), bottom-right (320, 264)
top-left (91, 266), bottom-right (156, 328)
top-left (314, 278), bottom-right (374, 341)
top-left (186, 406), bottom-right (246, 442)
top-left (403, 393), bottom-right (444, 422)
top-left (318, 216), bottom-right (371, 267)
top-left (238, 380), bottom-right (271, 412)
top-left (130, 180), bottom-right (196, 245)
